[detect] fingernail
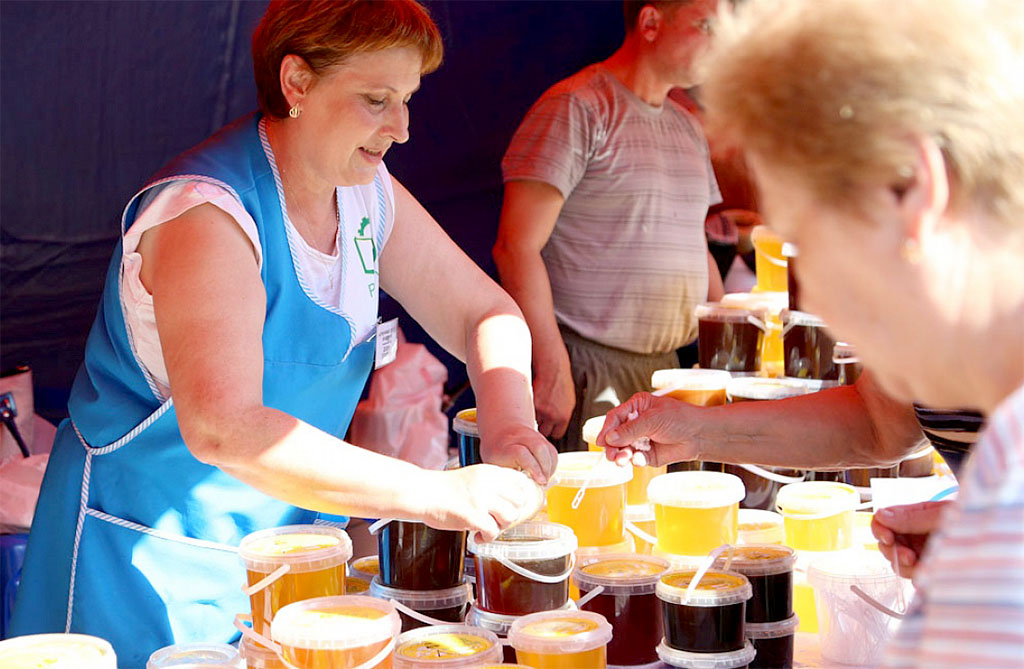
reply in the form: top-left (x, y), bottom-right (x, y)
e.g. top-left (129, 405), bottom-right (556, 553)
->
top-left (878, 508), bottom-right (895, 518)
top-left (605, 430), bottom-right (620, 445)
top-left (878, 535), bottom-right (893, 546)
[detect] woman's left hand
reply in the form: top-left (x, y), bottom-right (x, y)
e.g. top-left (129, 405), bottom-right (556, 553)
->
top-left (480, 422), bottom-right (558, 487)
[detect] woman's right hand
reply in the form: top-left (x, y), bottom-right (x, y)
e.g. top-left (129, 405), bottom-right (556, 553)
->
top-left (422, 465), bottom-right (543, 542)
top-left (596, 392), bottom-right (701, 468)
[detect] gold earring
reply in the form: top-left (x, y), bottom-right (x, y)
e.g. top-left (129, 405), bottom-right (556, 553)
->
top-left (900, 238), bottom-right (922, 264)
top-left (289, 104), bottom-right (301, 119)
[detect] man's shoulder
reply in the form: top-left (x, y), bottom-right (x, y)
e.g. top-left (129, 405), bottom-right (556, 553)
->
top-left (538, 64), bottom-right (617, 111)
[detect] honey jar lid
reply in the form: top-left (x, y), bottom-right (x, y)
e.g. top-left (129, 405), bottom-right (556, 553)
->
top-left (781, 309), bottom-right (828, 328)
top-left (270, 595), bottom-right (400, 651)
top-left (694, 302), bottom-right (768, 321)
top-left (726, 376), bottom-right (822, 402)
top-left (369, 577), bottom-right (472, 610)
top-left (238, 524), bottom-right (352, 573)
top-left (656, 640), bottom-right (756, 669)
top-left (393, 625), bottom-right (502, 667)
top-left (713, 544), bottom-right (796, 576)
top-left (146, 642), bottom-right (243, 669)
top-left (573, 553), bottom-right (670, 595)
top-left (0, 634), bottom-right (117, 669)
top-left (647, 471), bottom-right (745, 509)
top-left (452, 408), bottom-right (479, 437)
top-left (650, 368), bottom-right (732, 392)
top-left (507, 610), bottom-right (612, 655)
top-left (346, 576), bottom-right (371, 594)
top-left (775, 481), bottom-right (860, 517)
top-left (745, 613), bottom-right (800, 639)
top-left (349, 554), bottom-right (380, 579)
top-left (550, 451), bottom-right (633, 488)
top-left (468, 520), bottom-right (577, 560)
top-left (656, 570), bottom-right (753, 607)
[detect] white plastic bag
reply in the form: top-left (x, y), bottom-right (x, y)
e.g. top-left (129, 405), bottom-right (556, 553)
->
top-left (348, 330), bottom-right (450, 470)
top-left (0, 453), bottom-right (49, 533)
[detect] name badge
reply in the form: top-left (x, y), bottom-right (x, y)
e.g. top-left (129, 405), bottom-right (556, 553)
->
top-left (374, 318), bottom-right (399, 369)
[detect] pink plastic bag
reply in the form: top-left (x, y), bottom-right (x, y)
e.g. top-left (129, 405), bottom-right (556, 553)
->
top-left (348, 330), bottom-right (450, 470)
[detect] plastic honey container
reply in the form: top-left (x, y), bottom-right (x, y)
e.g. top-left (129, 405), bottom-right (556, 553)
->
top-left (392, 624), bottom-right (502, 668)
top-left (651, 368), bottom-right (732, 406)
top-left (238, 525), bottom-right (352, 641)
top-left (350, 555), bottom-right (380, 582)
top-left (746, 614), bottom-right (799, 668)
top-left (508, 609), bottom-right (613, 669)
top-left (775, 481), bottom-right (860, 552)
top-left (736, 509), bottom-right (784, 545)
top-left (368, 577), bottom-right (472, 631)
top-left (714, 545), bottom-right (795, 623)
top-left (270, 595), bottom-right (401, 669)
top-left (376, 520), bottom-right (466, 590)
top-left (657, 570), bottom-right (752, 653)
top-left (239, 636), bottom-right (286, 669)
top-left (547, 452), bottom-right (632, 547)
top-left (694, 303), bottom-right (767, 373)
top-left (468, 521), bottom-right (577, 615)
top-left (648, 471), bottom-right (745, 556)
top-left (147, 642), bottom-right (243, 668)
top-left (583, 415), bottom-right (667, 507)
top-left (657, 640), bottom-right (756, 669)
top-left (453, 408), bottom-right (480, 467)
top-left (0, 633), bottom-right (116, 669)
top-left (572, 553), bottom-right (669, 666)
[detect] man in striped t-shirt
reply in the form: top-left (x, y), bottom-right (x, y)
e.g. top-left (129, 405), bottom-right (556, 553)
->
top-left (494, 0), bottom-right (723, 451)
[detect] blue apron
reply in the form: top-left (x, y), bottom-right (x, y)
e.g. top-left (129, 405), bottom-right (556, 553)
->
top-left (10, 114), bottom-right (387, 667)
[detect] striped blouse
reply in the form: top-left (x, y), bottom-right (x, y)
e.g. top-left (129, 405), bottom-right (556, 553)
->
top-left (885, 384), bottom-right (1024, 668)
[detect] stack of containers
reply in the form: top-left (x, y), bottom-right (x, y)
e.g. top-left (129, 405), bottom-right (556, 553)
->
top-left (467, 521), bottom-right (578, 664)
top-left (369, 519), bottom-right (471, 632)
top-left (147, 643), bottom-right (244, 669)
top-left (270, 595), bottom-right (402, 668)
top-left (237, 524), bottom-right (352, 654)
top-left (651, 368), bottom-right (731, 475)
top-left (348, 554), bottom-right (379, 594)
top-left (656, 570), bottom-right (756, 669)
top-left (572, 553), bottom-right (670, 666)
top-left (546, 451), bottom-right (633, 553)
top-left (716, 545), bottom-right (799, 668)
top-left (774, 480), bottom-right (862, 633)
top-left (508, 609), bottom-right (614, 668)
top-left (648, 471), bottom-right (745, 566)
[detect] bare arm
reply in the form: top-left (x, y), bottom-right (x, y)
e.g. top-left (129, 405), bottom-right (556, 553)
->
top-left (492, 179), bottom-right (575, 439)
top-left (599, 368), bottom-right (927, 469)
top-left (381, 177), bottom-right (557, 484)
top-left (707, 248), bottom-right (725, 302)
top-left (141, 203), bottom-right (538, 540)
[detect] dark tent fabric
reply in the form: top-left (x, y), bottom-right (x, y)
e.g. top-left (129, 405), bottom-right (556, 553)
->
top-left (0, 1), bottom-right (623, 422)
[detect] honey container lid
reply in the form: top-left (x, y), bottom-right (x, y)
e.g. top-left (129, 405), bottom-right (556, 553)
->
top-left (647, 471), bottom-right (744, 509)
top-left (0, 634), bottom-right (117, 669)
top-left (572, 553), bottom-right (669, 595)
top-left (775, 481), bottom-right (860, 518)
top-left (349, 554), bottom-right (380, 579)
top-left (147, 642), bottom-right (243, 668)
top-left (238, 524), bottom-right (352, 573)
top-left (468, 520), bottom-right (577, 560)
top-left (270, 595), bottom-right (400, 651)
top-left (453, 408), bottom-right (479, 437)
top-left (714, 544), bottom-right (796, 576)
top-left (550, 451), bottom-right (633, 488)
top-left (745, 613), bottom-right (800, 639)
top-left (507, 609), bottom-right (612, 655)
top-left (650, 368), bottom-right (731, 392)
top-left (657, 640), bottom-right (756, 669)
top-left (393, 624), bottom-right (502, 668)
top-left (656, 570), bottom-right (753, 607)
top-left (368, 577), bottom-right (472, 610)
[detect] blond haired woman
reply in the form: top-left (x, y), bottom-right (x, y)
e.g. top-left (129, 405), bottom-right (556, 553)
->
top-left (10, 1), bottom-right (555, 662)
top-left (702, 1), bottom-right (1022, 666)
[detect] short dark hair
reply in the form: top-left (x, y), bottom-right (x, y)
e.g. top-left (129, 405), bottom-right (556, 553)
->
top-left (622, 1), bottom-right (690, 33)
top-left (252, 0), bottom-right (443, 119)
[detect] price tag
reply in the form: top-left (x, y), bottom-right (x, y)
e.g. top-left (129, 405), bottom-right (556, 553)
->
top-left (374, 318), bottom-right (399, 369)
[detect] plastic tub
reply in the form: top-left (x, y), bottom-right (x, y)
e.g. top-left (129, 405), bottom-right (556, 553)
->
top-left (651, 368), bottom-right (732, 406)
top-left (453, 408), bottom-right (481, 467)
top-left (807, 551), bottom-right (903, 666)
top-left (368, 577), bottom-right (471, 631)
top-left (466, 600), bottom-right (576, 665)
top-left (726, 376), bottom-right (823, 403)
top-left (469, 521), bottom-right (577, 615)
top-left (722, 463), bottom-right (804, 511)
top-left (775, 481), bottom-right (860, 552)
top-left (0, 633), bottom-right (116, 668)
top-left (270, 595), bottom-right (401, 669)
top-left (694, 303), bottom-right (766, 373)
top-left (721, 292), bottom-right (787, 377)
top-left (347, 575), bottom-right (371, 594)
top-left (238, 525), bottom-right (352, 640)
top-left (583, 416), bottom-right (666, 506)
top-left (648, 472), bottom-right (745, 556)
top-left (239, 635), bottom-right (286, 669)
top-left (392, 624), bottom-right (502, 668)
top-left (572, 553), bottom-right (669, 666)
top-left (781, 311), bottom-right (837, 380)
top-left (350, 554), bottom-right (380, 582)
top-left (377, 519), bottom-right (466, 590)
top-left (657, 570), bottom-right (752, 653)
top-left (746, 614), bottom-right (799, 668)
top-left (147, 642), bottom-right (243, 668)
top-left (750, 226), bottom-right (787, 293)
top-left (736, 509), bottom-right (784, 545)
top-left (657, 640), bottom-right (756, 669)
top-left (626, 503), bottom-right (657, 554)
top-left (546, 452), bottom-right (632, 547)
top-left (714, 545), bottom-right (795, 623)
top-left (508, 609), bottom-right (613, 669)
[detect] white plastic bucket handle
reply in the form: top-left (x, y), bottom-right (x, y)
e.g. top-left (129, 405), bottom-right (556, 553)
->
top-left (575, 584), bottom-right (606, 610)
top-left (625, 521), bottom-right (658, 547)
top-left (368, 518), bottom-right (394, 535)
top-left (746, 314), bottom-right (768, 332)
top-left (243, 564), bottom-right (291, 597)
top-left (684, 544), bottom-right (733, 604)
top-left (738, 463), bottom-right (805, 485)
top-left (850, 584), bottom-right (906, 619)
top-left (389, 599), bottom-right (465, 628)
top-left (234, 613), bottom-right (281, 654)
top-left (492, 551), bottom-right (577, 584)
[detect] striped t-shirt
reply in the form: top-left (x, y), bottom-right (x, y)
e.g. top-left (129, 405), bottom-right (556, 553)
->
top-left (502, 65), bottom-right (721, 355)
top-left (885, 384), bottom-right (1024, 668)
top-left (913, 405), bottom-right (985, 475)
